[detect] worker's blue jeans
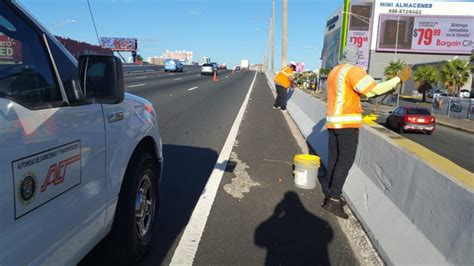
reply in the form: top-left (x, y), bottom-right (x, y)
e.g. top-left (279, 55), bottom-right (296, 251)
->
top-left (321, 128), bottom-right (359, 200)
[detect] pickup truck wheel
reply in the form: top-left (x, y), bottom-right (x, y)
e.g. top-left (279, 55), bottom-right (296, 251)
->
top-left (108, 151), bottom-right (159, 264)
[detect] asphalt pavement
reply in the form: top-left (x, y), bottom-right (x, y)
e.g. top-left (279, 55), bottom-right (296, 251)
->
top-left (190, 73), bottom-right (357, 265)
top-left (81, 68), bottom-right (259, 265)
top-left (81, 69), bottom-right (362, 265)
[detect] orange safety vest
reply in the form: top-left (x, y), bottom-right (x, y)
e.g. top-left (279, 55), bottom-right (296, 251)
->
top-left (326, 64), bottom-right (377, 129)
top-left (274, 66), bottom-right (293, 89)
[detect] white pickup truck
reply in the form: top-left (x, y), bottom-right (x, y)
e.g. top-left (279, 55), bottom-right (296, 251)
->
top-left (0, 1), bottom-right (163, 264)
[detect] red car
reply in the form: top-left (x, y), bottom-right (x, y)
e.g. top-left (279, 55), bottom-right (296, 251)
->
top-left (386, 107), bottom-right (435, 135)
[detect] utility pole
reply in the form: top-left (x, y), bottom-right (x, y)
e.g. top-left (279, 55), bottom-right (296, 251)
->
top-left (265, 18), bottom-right (272, 72)
top-left (271, 0), bottom-right (275, 74)
top-left (282, 0), bottom-right (288, 68)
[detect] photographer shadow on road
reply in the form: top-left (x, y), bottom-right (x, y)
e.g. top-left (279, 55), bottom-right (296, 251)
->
top-left (255, 191), bottom-right (334, 265)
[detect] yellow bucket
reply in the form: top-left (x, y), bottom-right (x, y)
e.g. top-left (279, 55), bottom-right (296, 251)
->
top-left (293, 154), bottom-right (320, 189)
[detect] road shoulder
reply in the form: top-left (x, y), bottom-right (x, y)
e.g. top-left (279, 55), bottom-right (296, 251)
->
top-left (193, 73), bottom-right (360, 265)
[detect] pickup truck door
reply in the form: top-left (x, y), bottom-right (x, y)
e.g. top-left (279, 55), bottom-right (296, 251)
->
top-left (0, 3), bottom-right (107, 264)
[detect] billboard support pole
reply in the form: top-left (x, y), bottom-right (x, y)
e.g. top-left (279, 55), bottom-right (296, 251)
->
top-left (116, 51), bottom-right (126, 63)
top-left (394, 16), bottom-right (400, 62)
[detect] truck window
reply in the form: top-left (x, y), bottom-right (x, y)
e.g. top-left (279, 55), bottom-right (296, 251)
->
top-left (0, 2), bottom-right (62, 108)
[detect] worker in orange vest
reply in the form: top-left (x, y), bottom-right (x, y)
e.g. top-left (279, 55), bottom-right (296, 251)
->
top-left (321, 44), bottom-right (411, 219)
top-left (273, 62), bottom-right (297, 111)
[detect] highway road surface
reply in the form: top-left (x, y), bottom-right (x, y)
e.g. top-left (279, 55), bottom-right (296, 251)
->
top-left (80, 67), bottom-right (253, 264)
top-left (80, 68), bottom-right (362, 265)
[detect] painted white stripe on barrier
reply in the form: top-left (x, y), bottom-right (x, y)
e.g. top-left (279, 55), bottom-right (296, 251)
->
top-left (170, 72), bottom-right (257, 265)
top-left (188, 86), bottom-right (198, 91)
top-left (128, 83), bottom-right (146, 88)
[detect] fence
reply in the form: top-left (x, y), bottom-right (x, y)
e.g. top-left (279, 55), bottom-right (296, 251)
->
top-left (432, 96), bottom-right (474, 120)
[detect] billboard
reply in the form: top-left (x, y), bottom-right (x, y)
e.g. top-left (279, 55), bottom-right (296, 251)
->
top-left (321, 6), bottom-right (343, 69)
top-left (376, 15), bottom-right (474, 54)
top-left (346, 1), bottom-right (374, 70)
top-left (371, 0), bottom-right (474, 51)
top-left (100, 37), bottom-right (137, 51)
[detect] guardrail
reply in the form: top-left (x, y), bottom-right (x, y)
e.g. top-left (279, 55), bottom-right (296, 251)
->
top-left (264, 71), bottom-right (474, 264)
top-left (123, 64), bottom-right (163, 73)
top-left (432, 96), bottom-right (474, 120)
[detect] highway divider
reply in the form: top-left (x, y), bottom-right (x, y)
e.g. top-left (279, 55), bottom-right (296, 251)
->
top-left (265, 72), bottom-right (474, 264)
top-left (123, 64), bottom-right (162, 73)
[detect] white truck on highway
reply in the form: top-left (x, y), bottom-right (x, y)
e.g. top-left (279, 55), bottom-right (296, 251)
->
top-left (0, 1), bottom-right (163, 265)
top-left (240, 59), bottom-right (249, 69)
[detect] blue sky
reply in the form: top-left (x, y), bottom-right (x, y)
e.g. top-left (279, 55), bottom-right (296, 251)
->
top-left (20, 0), bottom-right (341, 70)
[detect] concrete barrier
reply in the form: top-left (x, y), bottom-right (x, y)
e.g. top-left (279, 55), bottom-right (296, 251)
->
top-left (272, 82), bottom-right (474, 264)
top-left (123, 64), bottom-right (162, 73)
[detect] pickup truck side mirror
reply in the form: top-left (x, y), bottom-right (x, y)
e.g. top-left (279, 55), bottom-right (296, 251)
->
top-left (78, 55), bottom-right (124, 104)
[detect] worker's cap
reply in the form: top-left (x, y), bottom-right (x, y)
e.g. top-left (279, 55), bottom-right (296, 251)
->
top-left (287, 61), bottom-right (297, 67)
top-left (340, 44), bottom-right (360, 65)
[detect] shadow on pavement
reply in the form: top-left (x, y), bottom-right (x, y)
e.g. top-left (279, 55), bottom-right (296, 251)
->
top-left (255, 192), bottom-right (333, 265)
top-left (80, 144), bottom-right (218, 265)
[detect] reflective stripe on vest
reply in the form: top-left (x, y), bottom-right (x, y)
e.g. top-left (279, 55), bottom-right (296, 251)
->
top-left (335, 65), bottom-right (353, 115)
top-left (326, 114), bottom-right (363, 129)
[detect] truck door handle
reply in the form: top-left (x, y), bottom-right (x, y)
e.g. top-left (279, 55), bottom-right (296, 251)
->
top-left (108, 111), bottom-right (124, 123)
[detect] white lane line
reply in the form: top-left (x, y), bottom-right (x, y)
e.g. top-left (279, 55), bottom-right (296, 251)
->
top-left (135, 76), bottom-right (147, 79)
top-left (196, 74), bottom-right (201, 77)
top-left (170, 72), bottom-right (257, 265)
top-left (225, 76), bottom-right (229, 78)
top-left (128, 83), bottom-right (146, 88)
top-left (188, 86), bottom-right (198, 91)
top-left (174, 78), bottom-right (183, 81)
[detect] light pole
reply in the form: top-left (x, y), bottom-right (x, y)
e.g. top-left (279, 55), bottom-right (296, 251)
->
top-left (271, 0), bottom-right (275, 73)
top-left (282, 0), bottom-right (288, 68)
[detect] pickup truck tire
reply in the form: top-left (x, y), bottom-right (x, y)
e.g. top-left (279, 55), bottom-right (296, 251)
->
top-left (108, 151), bottom-right (159, 264)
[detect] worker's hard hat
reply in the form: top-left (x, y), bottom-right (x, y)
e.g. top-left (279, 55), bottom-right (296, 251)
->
top-left (287, 61), bottom-right (296, 67)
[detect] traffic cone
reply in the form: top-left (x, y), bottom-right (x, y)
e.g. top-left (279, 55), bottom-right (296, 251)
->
top-left (213, 71), bottom-right (218, 82)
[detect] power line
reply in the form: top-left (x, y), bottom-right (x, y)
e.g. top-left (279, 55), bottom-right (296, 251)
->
top-left (86, 0), bottom-right (101, 45)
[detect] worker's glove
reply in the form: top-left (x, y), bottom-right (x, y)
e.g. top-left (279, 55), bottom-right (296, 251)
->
top-left (397, 66), bottom-right (412, 82)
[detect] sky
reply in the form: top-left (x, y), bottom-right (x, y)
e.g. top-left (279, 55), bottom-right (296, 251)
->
top-left (19, 0), bottom-right (342, 70)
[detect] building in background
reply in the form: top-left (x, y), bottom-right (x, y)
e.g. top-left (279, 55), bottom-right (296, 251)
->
top-left (321, 0), bottom-right (473, 94)
top-left (147, 56), bottom-right (165, 65)
top-left (321, 6), bottom-right (343, 70)
top-left (162, 50), bottom-right (193, 64)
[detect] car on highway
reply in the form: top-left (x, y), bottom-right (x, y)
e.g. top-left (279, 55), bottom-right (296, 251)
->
top-left (234, 66), bottom-right (241, 71)
top-left (164, 59), bottom-right (184, 72)
top-left (219, 64), bottom-right (227, 70)
top-left (0, 1), bottom-right (163, 265)
top-left (386, 107), bottom-right (435, 135)
top-left (201, 63), bottom-right (217, 76)
top-left (211, 62), bottom-right (219, 72)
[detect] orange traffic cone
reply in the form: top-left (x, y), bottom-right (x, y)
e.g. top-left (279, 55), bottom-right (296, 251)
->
top-left (213, 71), bottom-right (218, 82)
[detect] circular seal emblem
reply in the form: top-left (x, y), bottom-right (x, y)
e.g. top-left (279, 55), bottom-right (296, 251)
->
top-left (17, 171), bottom-right (37, 205)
